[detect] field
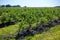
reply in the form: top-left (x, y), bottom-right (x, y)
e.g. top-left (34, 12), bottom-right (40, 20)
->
top-left (0, 7), bottom-right (60, 40)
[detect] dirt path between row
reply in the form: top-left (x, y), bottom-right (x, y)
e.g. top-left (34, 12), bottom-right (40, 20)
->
top-left (15, 18), bottom-right (60, 40)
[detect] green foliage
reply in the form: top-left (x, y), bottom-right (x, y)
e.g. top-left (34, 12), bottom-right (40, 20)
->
top-left (23, 24), bottom-right (60, 40)
top-left (0, 7), bottom-right (60, 26)
top-left (0, 7), bottom-right (60, 34)
top-left (0, 7), bottom-right (60, 40)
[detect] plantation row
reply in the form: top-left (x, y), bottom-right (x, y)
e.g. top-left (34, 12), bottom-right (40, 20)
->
top-left (22, 24), bottom-right (60, 40)
top-left (15, 18), bottom-right (60, 40)
top-left (0, 8), bottom-right (60, 27)
top-left (0, 20), bottom-right (60, 40)
top-left (0, 7), bottom-right (60, 40)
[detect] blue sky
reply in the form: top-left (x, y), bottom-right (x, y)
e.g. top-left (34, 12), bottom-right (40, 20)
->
top-left (0, 0), bottom-right (60, 7)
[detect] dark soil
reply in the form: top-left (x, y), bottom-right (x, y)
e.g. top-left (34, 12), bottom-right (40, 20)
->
top-left (0, 22), bottom-right (15, 28)
top-left (0, 18), bottom-right (60, 40)
top-left (15, 18), bottom-right (60, 40)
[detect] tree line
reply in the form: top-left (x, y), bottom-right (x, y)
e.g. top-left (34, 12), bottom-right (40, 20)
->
top-left (0, 4), bottom-right (27, 7)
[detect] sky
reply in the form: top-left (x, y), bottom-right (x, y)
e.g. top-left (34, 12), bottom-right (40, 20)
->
top-left (0, 0), bottom-right (60, 7)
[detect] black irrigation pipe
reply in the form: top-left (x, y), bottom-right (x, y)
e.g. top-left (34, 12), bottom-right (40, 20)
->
top-left (15, 18), bottom-right (60, 40)
top-left (0, 18), bottom-right (60, 40)
top-left (0, 22), bottom-right (15, 28)
top-left (0, 20), bottom-right (21, 28)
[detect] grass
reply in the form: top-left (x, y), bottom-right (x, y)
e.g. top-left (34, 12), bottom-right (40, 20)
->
top-left (0, 7), bottom-right (60, 40)
top-left (0, 23), bottom-right (19, 35)
top-left (23, 24), bottom-right (60, 40)
top-left (0, 22), bottom-right (29, 35)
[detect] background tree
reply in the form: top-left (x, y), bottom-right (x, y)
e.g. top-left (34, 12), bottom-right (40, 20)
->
top-left (24, 6), bottom-right (27, 8)
top-left (6, 4), bottom-right (11, 7)
top-left (1, 5), bottom-right (5, 7)
top-left (12, 5), bottom-right (21, 7)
